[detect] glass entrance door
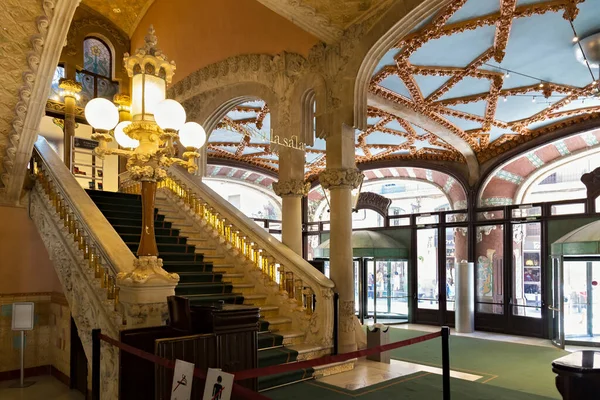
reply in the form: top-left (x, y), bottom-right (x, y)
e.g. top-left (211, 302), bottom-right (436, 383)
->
top-left (551, 257), bottom-right (564, 348)
top-left (563, 260), bottom-right (600, 344)
top-left (355, 258), bottom-right (409, 324)
top-left (372, 260), bottom-right (409, 323)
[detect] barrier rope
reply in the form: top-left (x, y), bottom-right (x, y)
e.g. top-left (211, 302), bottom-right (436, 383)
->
top-left (234, 330), bottom-right (441, 380)
top-left (99, 330), bottom-right (441, 382)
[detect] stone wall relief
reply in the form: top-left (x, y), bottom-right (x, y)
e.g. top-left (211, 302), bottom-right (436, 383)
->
top-left (30, 186), bottom-right (120, 399)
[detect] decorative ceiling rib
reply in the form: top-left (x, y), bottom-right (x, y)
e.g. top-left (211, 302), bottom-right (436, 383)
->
top-left (369, 0), bottom-right (600, 164)
top-left (207, 100), bottom-right (463, 181)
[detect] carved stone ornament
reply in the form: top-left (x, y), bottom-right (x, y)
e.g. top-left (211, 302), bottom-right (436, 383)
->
top-left (29, 186), bottom-right (120, 399)
top-left (1, 0), bottom-right (58, 189)
top-left (64, 17), bottom-right (128, 57)
top-left (338, 300), bottom-right (356, 334)
top-left (319, 168), bottom-right (364, 190)
top-left (355, 192), bottom-right (392, 216)
top-left (58, 78), bottom-right (82, 93)
top-left (272, 179), bottom-right (310, 197)
top-left (117, 256), bottom-right (179, 285)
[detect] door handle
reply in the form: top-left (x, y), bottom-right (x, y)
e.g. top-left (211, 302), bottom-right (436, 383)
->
top-left (548, 305), bottom-right (560, 312)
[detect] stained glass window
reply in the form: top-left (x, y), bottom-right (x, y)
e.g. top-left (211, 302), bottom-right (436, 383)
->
top-left (83, 37), bottom-right (111, 78)
top-left (48, 65), bottom-right (65, 100)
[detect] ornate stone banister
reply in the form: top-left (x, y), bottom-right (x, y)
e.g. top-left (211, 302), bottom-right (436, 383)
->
top-left (137, 166), bottom-right (336, 347)
top-left (34, 137), bottom-right (136, 275)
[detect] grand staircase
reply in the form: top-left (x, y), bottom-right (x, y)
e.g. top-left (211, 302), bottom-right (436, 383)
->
top-left (86, 189), bottom-right (314, 391)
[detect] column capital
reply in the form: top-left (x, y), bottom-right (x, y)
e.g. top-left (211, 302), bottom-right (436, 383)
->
top-left (114, 94), bottom-right (131, 107)
top-left (58, 78), bottom-right (82, 96)
top-left (273, 179), bottom-right (310, 197)
top-left (319, 168), bottom-right (363, 190)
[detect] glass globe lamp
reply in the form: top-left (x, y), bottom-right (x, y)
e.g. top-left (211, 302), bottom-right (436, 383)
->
top-left (84, 98), bottom-right (119, 131)
top-left (178, 122), bottom-right (206, 149)
top-left (114, 121), bottom-right (139, 149)
top-left (155, 99), bottom-right (187, 132)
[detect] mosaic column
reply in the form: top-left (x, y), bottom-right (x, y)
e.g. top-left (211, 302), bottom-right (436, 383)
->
top-left (321, 124), bottom-right (364, 353)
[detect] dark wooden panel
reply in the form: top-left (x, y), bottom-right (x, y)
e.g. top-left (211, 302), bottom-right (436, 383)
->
top-left (155, 334), bottom-right (218, 400)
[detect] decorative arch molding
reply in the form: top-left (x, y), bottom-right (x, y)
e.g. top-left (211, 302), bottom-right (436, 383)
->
top-left (478, 128), bottom-right (600, 206)
top-left (357, 158), bottom-right (470, 194)
top-left (514, 146), bottom-right (600, 204)
top-left (345, 0), bottom-right (478, 183)
top-left (352, 0), bottom-right (450, 130)
top-left (1, 0), bottom-right (79, 204)
top-left (206, 159), bottom-right (278, 182)
top-left (168, 52), bottom-right (307, 107)
top-left (182, 82), bottom-right (279, 136)
top-left (479, 117), bottom-right (600, 178)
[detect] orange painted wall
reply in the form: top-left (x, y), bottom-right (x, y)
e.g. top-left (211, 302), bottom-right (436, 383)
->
top-left (132, 0), bottom-right (318, 84)
top-left (0, 206), bottom-right (62, 294)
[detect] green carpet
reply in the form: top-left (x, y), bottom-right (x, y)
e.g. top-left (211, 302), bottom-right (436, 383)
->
top-left (267, 372), bottom-right (555, 399)
top-left (267, 328), bottom-right (567, 400)
top-left (386, 328), bottom-right (567, 399)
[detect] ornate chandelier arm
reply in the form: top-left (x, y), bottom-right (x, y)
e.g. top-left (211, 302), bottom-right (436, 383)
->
top-left (94, 148), bottom-right (135, 159)
top-left (162, 150), bottom-right (200, 174)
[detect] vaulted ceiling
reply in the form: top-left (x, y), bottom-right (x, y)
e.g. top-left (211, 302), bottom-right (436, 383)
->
top-left (208, 0), bottom-right (600, 182)
top-left (369, 0), bottom-right (600, 164)
top-left (82, 0), bottom-right (154, 36)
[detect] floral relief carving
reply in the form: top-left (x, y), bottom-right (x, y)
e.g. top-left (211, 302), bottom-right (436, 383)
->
top-left (319, 168), bottom-right (364, 190)
top-left (1, 0), bottom-right (54, 189)
top-left (272, 179), bottom-right (310, 197)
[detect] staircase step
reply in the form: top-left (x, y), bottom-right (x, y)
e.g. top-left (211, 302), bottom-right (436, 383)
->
top-left (86, 190), bottom-right (140, 203)
top-left (160, 252), bottom-right (204, 262)
top-left (126, 242), bottom-right (198, 254)
top-left (232, 283), bottom-right (255, 295)
top-left (202, 255), bottom-right (227, 262)
top-left (106, 217), bottom-right (172, 229)
top-left (175, 282), bottom-right (233, 296)
top-left (264, 316), bottom-right (292, 331)
top-left (222, 273), bottom-right (245, 283)
top-left (163, 262), bottom-right (214, 273)
top-left (120, 234), bottom-right (187, 245)
top-left (258, 347), bottom-right (299, 367)
top-left (258, 305), bottom-right (279, 318)
top-left (183, 293), bottom-right (245, 306)
top-left (243, 294), bottom-right (267, 306)
top-left (95, 208), bottom-right (165, 222)
top-left (279, 331), bottom-right (306, 346)
top-left (257, 332), bottom-right (284, 350)
top-left (257, 368), bottom-right (314, 392)
top-left (177, 271), bottom-right (223, 284)
top-left (112, 225), bottom-right (181, 237)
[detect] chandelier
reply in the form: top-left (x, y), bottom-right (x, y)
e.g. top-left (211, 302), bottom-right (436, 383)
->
top-left (83, 26), bottom-right (206, 259)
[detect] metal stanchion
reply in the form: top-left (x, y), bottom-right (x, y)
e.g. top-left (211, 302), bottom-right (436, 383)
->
top-left (92, 329), bottom-right (101, 400)
top-left (333, 292), bottom-right (339, 356)
top-left (441, 326), bottom-right (451, 400)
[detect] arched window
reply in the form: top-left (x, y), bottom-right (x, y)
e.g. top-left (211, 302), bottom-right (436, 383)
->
top-left (83, 37), bottom-right (111, 78)
top-left (78, 37), bottom-right (118, 105)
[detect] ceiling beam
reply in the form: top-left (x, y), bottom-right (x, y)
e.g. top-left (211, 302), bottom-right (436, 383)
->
top-left (368, 91), bottom-right (480, 184)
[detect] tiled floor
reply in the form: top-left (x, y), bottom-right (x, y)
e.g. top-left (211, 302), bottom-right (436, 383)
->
top-left (0, 375), bottom-right (84, 400)
top-left (318, 358), bottom-right (482, 390)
